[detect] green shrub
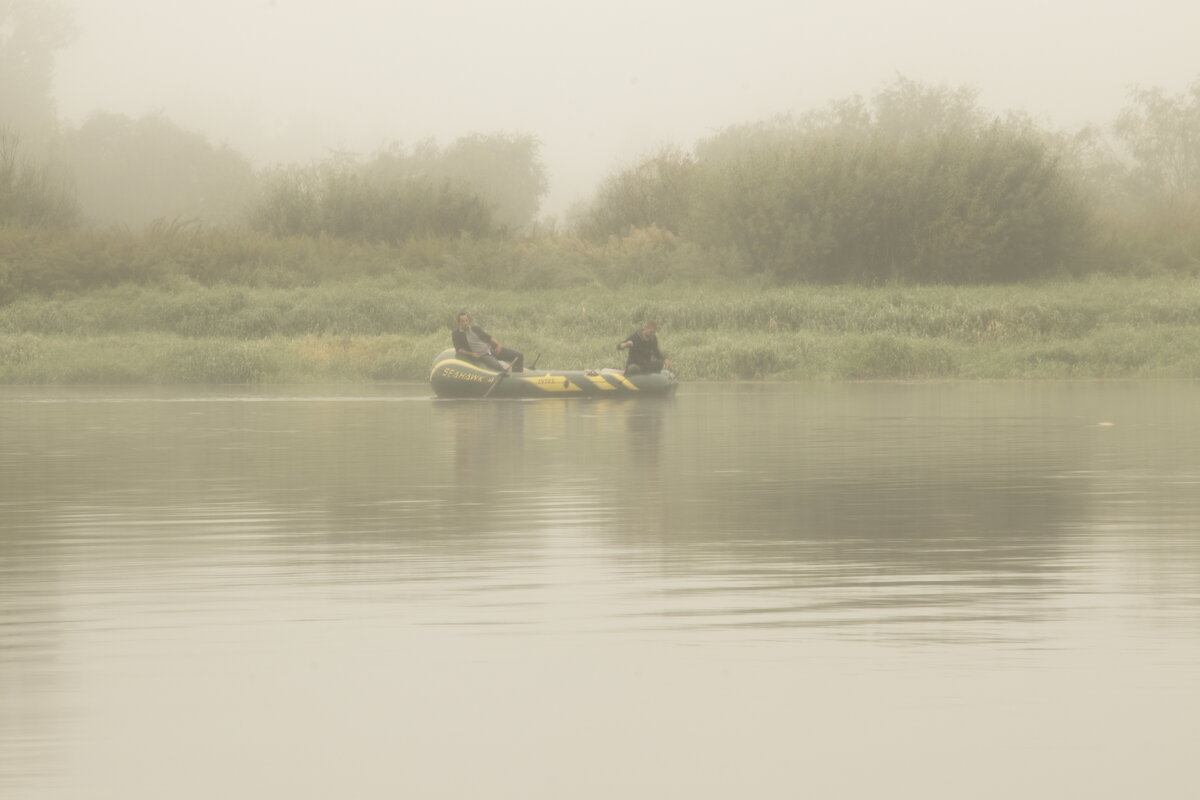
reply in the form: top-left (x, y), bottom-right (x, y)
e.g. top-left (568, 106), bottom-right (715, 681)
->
top-left (573, 147), bottom-right (696, 240)
top-left (686, 122), bottom-right (1090, 284)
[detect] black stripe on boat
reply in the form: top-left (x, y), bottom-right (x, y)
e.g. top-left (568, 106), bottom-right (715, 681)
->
top-left (429, 350), bottom-right (675, 399)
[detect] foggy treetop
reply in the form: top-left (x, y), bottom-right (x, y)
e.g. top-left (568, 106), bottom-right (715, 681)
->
top-left (14, 0), bottom-right (1200, 215)
top-left (1, 1), bottom-right (1198, 291)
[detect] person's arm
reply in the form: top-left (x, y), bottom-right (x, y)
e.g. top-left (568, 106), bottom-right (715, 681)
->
top-left (617, 333), bottom-right (635, 351)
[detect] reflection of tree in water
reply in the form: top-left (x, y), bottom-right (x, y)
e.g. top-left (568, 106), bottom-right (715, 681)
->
top-left (609, 399), bottom-right (671, 540)
top-left (0, 399), bottom-right (97, 787)
top-left (624, 397), bottom-right (669, 470)
top-left (447, 399), bottom-right (527, 498)
top-left (5, 384), bottom-right (1200, 658)
top-left (449, 382), bottom-right (1200, 644)
top-left (0, 513), bottom-right (63, 789)
top-left (1069, 416), bottom-right (1200, 638)
top-left (605, 388), bottom-right (1133, 640)
top-left (632, 481), bottom-right (1080, 640)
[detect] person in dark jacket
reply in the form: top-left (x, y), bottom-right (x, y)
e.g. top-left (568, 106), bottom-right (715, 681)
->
top-left (452, 311), bottom-right (524, 372)
top-left (617, 320), bottom-right (669, 375)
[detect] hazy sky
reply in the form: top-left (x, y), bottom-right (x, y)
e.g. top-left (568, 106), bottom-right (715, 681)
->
top-left (54, 0), bottom-right (1200, 217)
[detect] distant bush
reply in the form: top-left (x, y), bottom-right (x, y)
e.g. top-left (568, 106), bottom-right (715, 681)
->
top-left (0, 129), bottom-right (79, 230)
top-left (59, 112), bottom-right (257, 228)
top-left (0, 215), bottom-right (730, 302)
top-left (248, 134), bottom-right (550, 241)
top-left (429, 134), bottom-right (549, 231)
top-left (1090, 199), bottom-right (1200, 276)
top-left (574, 78), bottom-right (1094, 284)
top-left (704, 119), bottom-right (1086, 282)
top-left (249, 153), bottom-right (496, 241)
top-left (573, 146), bottom-right (696, 240)
top-left (1097, 79), bottom-right (1200, 274)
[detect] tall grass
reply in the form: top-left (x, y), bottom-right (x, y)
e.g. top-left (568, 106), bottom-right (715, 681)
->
top-left (0, 220), bottom-right (723, 304)
top-left (4, 274), bottom-right (1200, 383)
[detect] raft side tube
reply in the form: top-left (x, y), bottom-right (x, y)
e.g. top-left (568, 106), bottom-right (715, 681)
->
top-left (429, 349), bottom-right (676, 398)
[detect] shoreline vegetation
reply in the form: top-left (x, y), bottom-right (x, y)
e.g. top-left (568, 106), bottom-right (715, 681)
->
top-left (2, 269), bottom-right (1199, 384)
top-left (4, 75), bottom-right (1199, 384)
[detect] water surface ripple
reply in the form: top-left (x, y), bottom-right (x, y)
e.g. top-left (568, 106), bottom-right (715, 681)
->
top-left (2, 382), bottom-right (1198, 799)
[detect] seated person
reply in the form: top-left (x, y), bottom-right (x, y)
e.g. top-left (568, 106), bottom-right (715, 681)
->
top-left (453, 311), bottom-right (524, 372)
top-left (617, 320), bottom-right (669, 375)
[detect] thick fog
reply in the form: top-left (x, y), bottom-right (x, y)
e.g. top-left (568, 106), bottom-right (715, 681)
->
top-left (52, 0), bottom-right (1200, 216)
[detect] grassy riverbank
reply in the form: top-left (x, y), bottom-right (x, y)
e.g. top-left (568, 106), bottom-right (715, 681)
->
top-left (2, 273), bottom-right (1199, 383)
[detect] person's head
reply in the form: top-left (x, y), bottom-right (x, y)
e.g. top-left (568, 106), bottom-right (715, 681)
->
top-left (640, 320), bottom-right (658, 339)
top-left (457, 311), bottom-right (471, 330)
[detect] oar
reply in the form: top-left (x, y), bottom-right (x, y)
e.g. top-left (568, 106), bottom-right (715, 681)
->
top-left (482, 360), bottom-right (513, 398)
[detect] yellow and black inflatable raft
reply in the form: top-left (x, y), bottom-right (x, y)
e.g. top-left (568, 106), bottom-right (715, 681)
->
top-left (429, 349), bottom-right (678, 398)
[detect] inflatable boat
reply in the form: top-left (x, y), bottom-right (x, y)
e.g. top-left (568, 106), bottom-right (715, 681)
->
top-left (429, 349), bottom-right (677, 398)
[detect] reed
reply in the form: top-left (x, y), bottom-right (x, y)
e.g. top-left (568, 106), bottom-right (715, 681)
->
top-left (4, 274), bottom-right (1199, 383)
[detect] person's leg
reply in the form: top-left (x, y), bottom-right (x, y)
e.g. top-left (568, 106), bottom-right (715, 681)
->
top-left (625, 363), bottom-right (644, 375)
top-left (494, 346), bottom-right (524, 372)
top-left (478, 353), bottom-right (504, 371)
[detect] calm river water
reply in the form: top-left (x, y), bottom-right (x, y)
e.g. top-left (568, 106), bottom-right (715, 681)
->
top-left (2, 382), bottom-right (1198, 799)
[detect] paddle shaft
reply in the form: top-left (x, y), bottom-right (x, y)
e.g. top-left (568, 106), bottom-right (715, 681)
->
top-left (482, 361), bottom-right (513, 398)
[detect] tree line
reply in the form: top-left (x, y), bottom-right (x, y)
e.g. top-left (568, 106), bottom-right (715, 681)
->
top-left (2, 2), bottom-right (1198, 286)
top-left (573, 78), bottom-right (1200, 282)
top-left (2, 115), bottom-right (548, 237)
top-left (1, 2), bottom-right (547, 236)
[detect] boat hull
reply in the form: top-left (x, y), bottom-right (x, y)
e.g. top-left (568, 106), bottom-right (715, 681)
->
top-left (429, 350), bottom-right (677, 398)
